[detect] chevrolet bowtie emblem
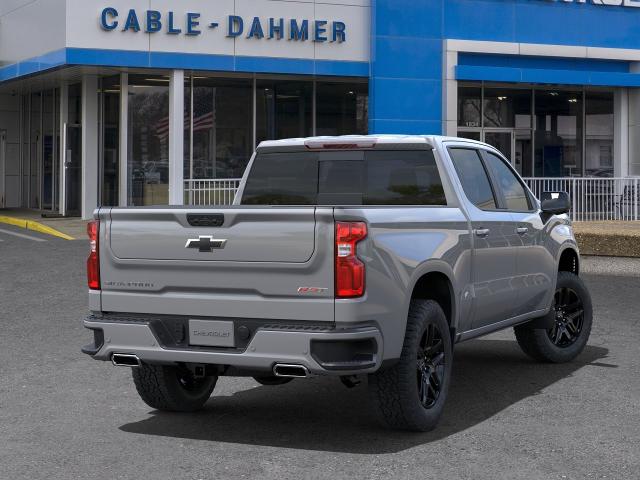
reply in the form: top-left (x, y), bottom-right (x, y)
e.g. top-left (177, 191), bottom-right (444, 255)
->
top-left (185, 236), bottom-right (227, 252)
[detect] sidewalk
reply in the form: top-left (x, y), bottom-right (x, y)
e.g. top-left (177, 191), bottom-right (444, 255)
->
top-left (0, 208), bottom-right (87, 240)
top-left (573, 221), bottom-right (640, 258)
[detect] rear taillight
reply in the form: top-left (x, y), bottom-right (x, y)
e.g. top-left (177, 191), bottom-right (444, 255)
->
top-left (87, 220), bottom-right (100, 290)
top-left (335, 222), bottom-right (367, 298)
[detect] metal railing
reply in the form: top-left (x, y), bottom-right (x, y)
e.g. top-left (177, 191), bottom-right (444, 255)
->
top-left (184, 179), bottom-right (241, 206)
top-left (184, 176), bottom-right (640, 221)
top-left (523, 177), bottom-right (640, 222)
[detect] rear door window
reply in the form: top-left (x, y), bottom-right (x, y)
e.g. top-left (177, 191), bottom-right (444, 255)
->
top-left (241, 150), bottom-right (447, 206)
top-left (363, 151), bottom-right (446, 205)
top-left (448, 148), bottom-right (497, 210)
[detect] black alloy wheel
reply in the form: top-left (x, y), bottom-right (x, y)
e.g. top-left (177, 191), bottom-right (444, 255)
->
top-left (417, 323), bottom-right (446, 409)
top-left (548, 286), bottom-right (585, 348)
top-left (514, 271), bottom-right (593, 364)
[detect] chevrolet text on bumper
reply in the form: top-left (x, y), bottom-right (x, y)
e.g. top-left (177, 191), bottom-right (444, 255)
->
top-left (82, 135), bottom-right (593, 431)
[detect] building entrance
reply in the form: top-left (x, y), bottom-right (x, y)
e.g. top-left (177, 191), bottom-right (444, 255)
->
top-left (459, 129), bottom-right (531, 176)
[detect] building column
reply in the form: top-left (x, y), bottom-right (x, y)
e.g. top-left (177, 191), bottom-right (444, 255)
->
top-left (168, 69), bottom-right (184, 205)
top-left (614, 88), bottom-right (629, 178)
top-left (443, 42), bottom-right (459, 137)
top-left (118, 72), bottom-right (128, 207)
top-left (81, 75), bottom-right (99, 219)
top-left (58, 82), bottom-right (68, 215)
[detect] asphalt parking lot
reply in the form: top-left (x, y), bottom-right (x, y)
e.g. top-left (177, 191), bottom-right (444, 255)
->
top-left (1, 224), bottom-right (639, 480)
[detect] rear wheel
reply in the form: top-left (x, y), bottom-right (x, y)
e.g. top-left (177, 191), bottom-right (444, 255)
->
top-left (368, 300), bottom-right (452, 432)
top-left (132, 363), bottom-right (217, 412)
top-left (515, 271), bottom-right (592, 363)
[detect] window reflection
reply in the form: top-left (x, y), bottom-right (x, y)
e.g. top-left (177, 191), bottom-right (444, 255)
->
top-left (534, 90), bottom-right (582, 177)
top-left (256, 80), bottom-right (313, 143)
top-left (458, 85), bottom-right (481, 128)
top-left (185, 78), bottom-right (253, 180)
top-left (316, 82), bottom-right (368, 136)
top-left (101, 76), bottom-right (120, 206)
top-left (128, 75), bottom-right (169, 206)
top-left (585, 92), bottom-right (614, 177)
top-left (483, 88), bottom-right (531, 129)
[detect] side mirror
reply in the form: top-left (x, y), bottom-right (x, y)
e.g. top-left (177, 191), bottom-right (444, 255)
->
top-left (540, 191), bottom-right (571, 215)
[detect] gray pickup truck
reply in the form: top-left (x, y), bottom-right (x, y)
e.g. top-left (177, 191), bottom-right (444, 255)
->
top-left (82, 135), bottom-right (592, 431)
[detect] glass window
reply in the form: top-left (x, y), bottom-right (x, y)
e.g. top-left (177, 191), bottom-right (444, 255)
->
top-left (68, 84), bottom-right (82, 125)
top-left (362, 151), bottom-right (446, 205)
top-left (185, 77), bottom-right (253, 180)
top-left (458, 84), bottom-right (481, 128)
top-left (585, 91), bottom-right (614, 178)
top-left (128, 75), bottom-right (169, 206)
top-left (534, 90), bottom-right (583, 177)
top-left (256, 80), bottom-right (312, 144)
top-left (241, 150), bottom-right (446, 206)
top-left (483, 88), bottom-right (532, 129)
top-left (30, 92), bottom-right (40, 208)
top-left (457, 131), bottom-right (481, 141)
top-left (316, 82), bottom-right (368, 136)
top-left (100, 76), bottom-right (120, 206)
top-left (483, 151), bottom-right (530, 211)
top-left (42, 90), bottom-right (55, 211)
top-left (241, 152), bottom-right (319, 205)
top-left (449, 148), bottom-right (497, 210)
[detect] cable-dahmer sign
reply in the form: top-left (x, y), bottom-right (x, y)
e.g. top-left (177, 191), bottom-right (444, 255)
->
top-left (99, 7), bottom-right (347, 43)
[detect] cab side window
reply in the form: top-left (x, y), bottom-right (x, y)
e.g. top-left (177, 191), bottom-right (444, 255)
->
top-left (448, 148), bottom-right (497, 210)
top-left (482, 151), bottom-right (531, 211)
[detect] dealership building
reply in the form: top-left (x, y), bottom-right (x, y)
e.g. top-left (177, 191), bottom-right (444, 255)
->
top-left (1, 0), bottom-right (640, 219)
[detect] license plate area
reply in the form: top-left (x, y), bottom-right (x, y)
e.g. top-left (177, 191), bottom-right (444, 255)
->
top-left (188, 319), bottom-right (235, 347)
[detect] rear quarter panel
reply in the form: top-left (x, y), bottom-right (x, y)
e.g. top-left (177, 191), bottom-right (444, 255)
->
top-left (334, 206), bottom-right (473, 360)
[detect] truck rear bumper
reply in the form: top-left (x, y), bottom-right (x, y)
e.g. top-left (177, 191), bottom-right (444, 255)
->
top-left (83, 316), bottom-right (383, 376)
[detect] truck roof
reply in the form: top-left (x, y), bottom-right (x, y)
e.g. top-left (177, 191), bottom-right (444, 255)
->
top-left (256, 135), bottom-right (485, 150)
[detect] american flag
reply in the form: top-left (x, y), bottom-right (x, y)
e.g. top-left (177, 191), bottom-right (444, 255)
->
top-left (155, 111), bottom-right (215, 140)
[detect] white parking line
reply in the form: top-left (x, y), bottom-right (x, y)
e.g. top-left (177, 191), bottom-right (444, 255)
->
top-left (0, 228), bottom-right (47, 242)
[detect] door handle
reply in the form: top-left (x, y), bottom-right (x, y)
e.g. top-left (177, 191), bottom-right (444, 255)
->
top-left (516, 227), bottom-right (529, 235)
top-left (474, 228), bottom-right (490, 237)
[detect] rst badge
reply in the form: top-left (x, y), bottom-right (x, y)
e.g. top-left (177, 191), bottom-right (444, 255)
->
top-left (297, 287), bottom-right (329, 295)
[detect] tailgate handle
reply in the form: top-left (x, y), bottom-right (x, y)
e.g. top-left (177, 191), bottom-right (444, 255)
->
top-left (187, 214), bottom-right (225, 227)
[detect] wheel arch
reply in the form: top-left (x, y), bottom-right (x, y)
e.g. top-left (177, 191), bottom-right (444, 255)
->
top-left (558, 246), bottom-right (580, 275)
top-left (407, 262), bottom-right (458, 337)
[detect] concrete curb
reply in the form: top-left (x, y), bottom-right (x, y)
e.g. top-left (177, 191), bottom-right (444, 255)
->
top-left (0, 215), bottom-right (76, 240)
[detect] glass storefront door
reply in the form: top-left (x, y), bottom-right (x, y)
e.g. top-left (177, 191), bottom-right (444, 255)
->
top-left (64, 124), bottom-right (82, 216)
top-left (484, 130), bottom-right (513, 162)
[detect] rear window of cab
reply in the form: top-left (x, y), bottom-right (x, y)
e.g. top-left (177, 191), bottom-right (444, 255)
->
top-left (241, 150), bottom-right (447, 206)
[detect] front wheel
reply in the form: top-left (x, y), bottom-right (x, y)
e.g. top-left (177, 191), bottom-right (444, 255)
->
top-left (368, 300), bottom-right (453, 432)
top-left (132, 363), bottom-right (217, 412)
top-left (515, 271), bottom-right (593, 363)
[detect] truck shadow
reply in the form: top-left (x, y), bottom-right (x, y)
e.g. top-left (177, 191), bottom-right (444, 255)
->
top-left (119, 339), bottom-right (610, 454)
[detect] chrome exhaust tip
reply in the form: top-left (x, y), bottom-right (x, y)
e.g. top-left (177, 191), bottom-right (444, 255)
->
top-left (111, 353), bottom-right (141, 367)
top-left (273, 364), bottom-right (309, 378)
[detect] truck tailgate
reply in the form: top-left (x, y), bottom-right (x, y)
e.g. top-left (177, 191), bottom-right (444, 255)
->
top-left (98, 207), bottom-right (335, 322)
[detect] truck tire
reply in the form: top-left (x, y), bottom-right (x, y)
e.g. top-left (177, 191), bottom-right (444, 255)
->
top-left (368, 300), bottom-right (452, 432)
top-left (253, 376), bottom-right (293, 386)
top-left (132, 363), bottom-right (217, 412)
top-left (515, 271), bottom-right (593, 363)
